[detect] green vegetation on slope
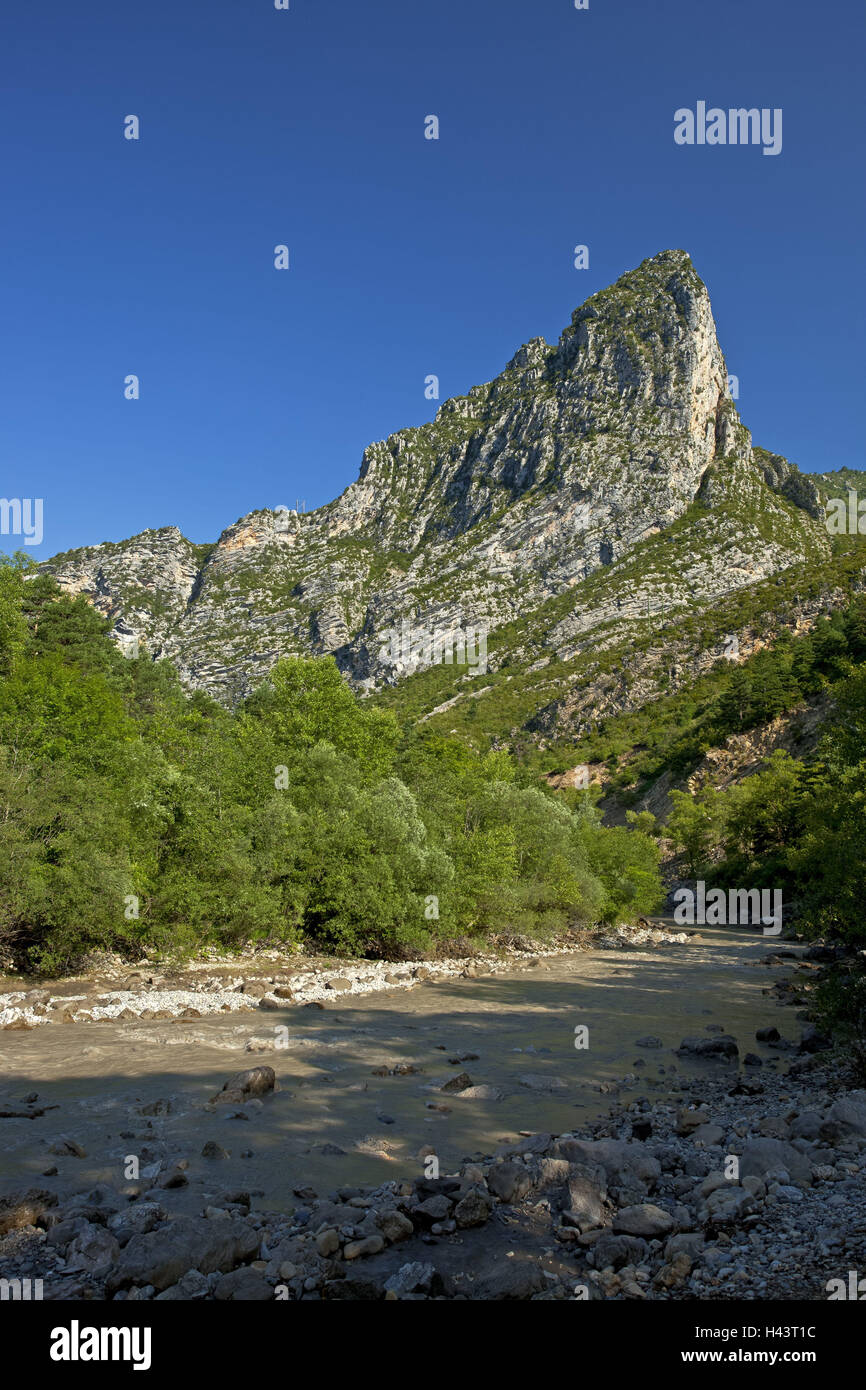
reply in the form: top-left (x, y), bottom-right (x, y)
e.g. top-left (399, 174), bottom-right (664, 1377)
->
top-left (550, 584), bottom-right (866, 798)
top-left (373, 535), bottom-right (866, 753)
top-left (0, 553), bottom-right (661, 974)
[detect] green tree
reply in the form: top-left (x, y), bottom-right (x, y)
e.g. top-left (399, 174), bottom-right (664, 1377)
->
top-left (667, 786), bottom-right (726, 875)
top-left (243, 657), bottom-right (399, 780)
top-left (790, 667), bottom-right (866, 943)
top-left (0, 552), bottom-right (33, 675)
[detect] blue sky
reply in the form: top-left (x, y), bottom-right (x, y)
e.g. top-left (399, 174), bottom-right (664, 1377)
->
top-left (2, 0), bottom-right (863, 558)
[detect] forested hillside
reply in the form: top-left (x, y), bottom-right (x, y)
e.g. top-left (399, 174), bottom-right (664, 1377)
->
top-left (0, 555), bottom-right (661, 974)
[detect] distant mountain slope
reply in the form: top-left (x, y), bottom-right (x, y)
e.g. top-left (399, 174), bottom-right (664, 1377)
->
top-left (43, 249), bottom-right (843, 721)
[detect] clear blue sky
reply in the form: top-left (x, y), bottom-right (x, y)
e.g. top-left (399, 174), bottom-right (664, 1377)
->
top-left (2, 0), bottom-right (863, 558)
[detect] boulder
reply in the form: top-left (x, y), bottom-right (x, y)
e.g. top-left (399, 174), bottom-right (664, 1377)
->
top-left (453, 1187), bottom-right (492, 1228)
top-left (613, 1203), bottom-right (674, 1238)
top-left (820, 1094), bottom-right (866, 1143)
top-left (414, 1195), bottom-right (452, 1224)
top-left (440, 1071), bottom-right (473, 1094)
top-left (65, 1223), bottom-right (121, 1274)
top-left (705, 1185), bottom-right (756, 1223)
top-left (739, 1138), bottom-right (812, 1188)
top-left (676, 1107), bottom-right (710, 1135)
top-left (343, 1234), bottom-right (385, 1260)
top-left (564, 1165), bottom-right (606, 1232)
top-left (590, 1233), bottom-right (648, 1270)
top-left (377, 1209), bottom-right (413, 1243)
top-left (676, 1035), bottom-right (739, 1058)
top-left (691, 1124), bottom-right (725, 1147)
top-left (554, 1139), bottom-right (660, 1194)
top-left (106, 1216), bottom-right (259, 1292)
top-left (789, 1111), bottom-right (823, 1141)
top-left (212, 1066), bottom-right (276, 1105)
top-left (488, 1160), bottom-right (534, 1205)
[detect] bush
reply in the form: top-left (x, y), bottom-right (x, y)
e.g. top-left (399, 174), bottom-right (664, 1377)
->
top-left (812, 964), bottom-right (866, 1083)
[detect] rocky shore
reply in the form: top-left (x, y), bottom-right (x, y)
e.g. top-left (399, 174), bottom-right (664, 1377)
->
top-left (1, 937), bottom-right (862, 1303)
top-left (0, 922), bottom-right (682, 1031)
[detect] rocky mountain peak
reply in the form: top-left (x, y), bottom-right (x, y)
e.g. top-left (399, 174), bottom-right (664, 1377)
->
top-left (41, 252), bottom-right (828, 709)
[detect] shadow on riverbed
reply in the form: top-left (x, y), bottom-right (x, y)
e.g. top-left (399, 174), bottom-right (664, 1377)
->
top-left (0, 930), bottom-right (797, 1210)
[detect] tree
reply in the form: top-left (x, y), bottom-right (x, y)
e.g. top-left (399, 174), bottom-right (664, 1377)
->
top-left (243, 656), bottom-right (398, 780)
top-left (0, 552), bottom-right (32, 675)
top-left (790, 667), bottom-right (866, 943)
top-left (667, 786), bottom-right (726, 876)
top-left (719, 750), bottom-right (805, 886)
top-left (716, 668), bottom-right (754, 733)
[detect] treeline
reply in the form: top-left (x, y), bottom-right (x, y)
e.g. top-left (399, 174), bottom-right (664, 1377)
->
top-left (0, 555), bottom-right (661, 974)
top-left (667, 652), bottom-right (866, 948)
top-left (665, 654), bottom-right (866, 1070)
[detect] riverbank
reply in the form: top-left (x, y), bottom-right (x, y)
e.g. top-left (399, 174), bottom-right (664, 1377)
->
top-left (0, 924), bottom-right (861, 1301)
top-left (0, 920), bottom-right (685, 1031)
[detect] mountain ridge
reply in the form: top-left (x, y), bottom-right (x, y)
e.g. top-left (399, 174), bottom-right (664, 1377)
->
top-left (41, 250), bottom-right (841, 720)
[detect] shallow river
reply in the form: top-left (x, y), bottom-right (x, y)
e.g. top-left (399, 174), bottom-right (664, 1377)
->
top-left (0, 925), bottom-right (795, 1213)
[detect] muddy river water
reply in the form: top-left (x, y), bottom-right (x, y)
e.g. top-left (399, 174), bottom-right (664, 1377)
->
top-left (0, 926), bottom-right (795, 1215)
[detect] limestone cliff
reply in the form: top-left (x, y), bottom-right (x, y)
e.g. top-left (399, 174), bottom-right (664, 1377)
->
top-left (43, 250), bottom-right (836, 720)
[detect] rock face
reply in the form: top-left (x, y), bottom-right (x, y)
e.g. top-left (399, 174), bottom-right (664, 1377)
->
top-left (41, 250), bottom-right (831, 711)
